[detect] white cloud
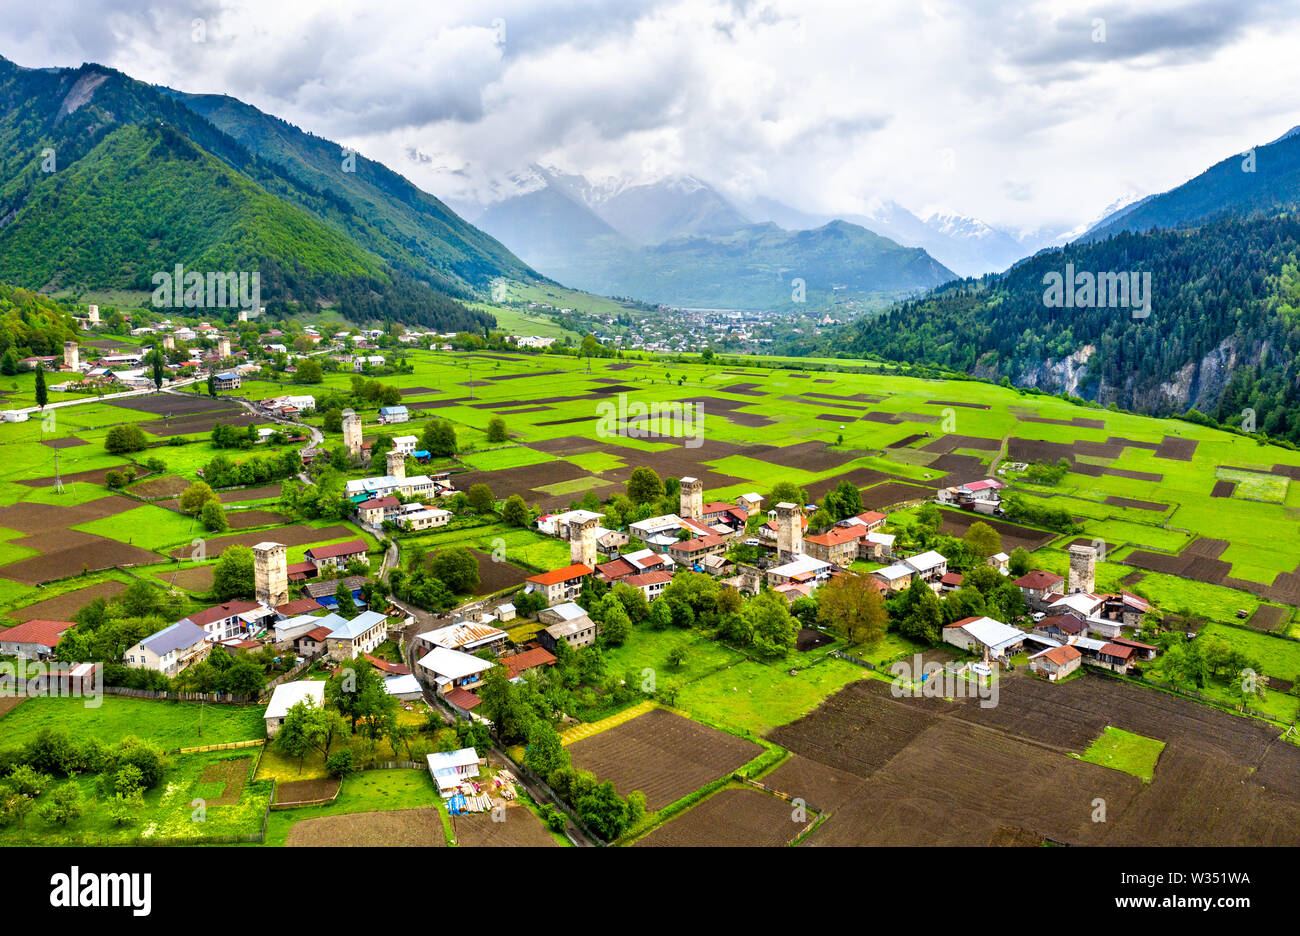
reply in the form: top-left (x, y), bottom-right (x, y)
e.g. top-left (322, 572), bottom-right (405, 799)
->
top-left (2, 0), bottom-right (1297, 232)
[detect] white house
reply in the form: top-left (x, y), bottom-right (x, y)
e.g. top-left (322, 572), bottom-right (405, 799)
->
top-left (426, 748), bottom-right (481, 796)
top-left (264, 680), bottom-right (326, 736)
top-left (942, 616), bottom-right (1026, 660)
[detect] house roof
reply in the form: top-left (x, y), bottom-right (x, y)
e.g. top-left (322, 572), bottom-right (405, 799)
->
top-left (1040, 614), bottom-right (1087, 634)
top-left (544, 616), bottom-right (597, 640)
top-left (324, 610), bottom-right (387, 641)
top-left (940, 572), bottom-right (964, 586)
top-left (526, 563), bottom-right (593, 586)
top-left (358, 495), bottom-right (399, 510)
top-left (0, 618), bottom-right (73, 647)
top-left (624, 570), bottom-right (674, 587)
top-left (670, 534), bottom-right (729, 553)
top-left (443, 687), bottom-right (482, 710)
top-left (306, 539), bottom-right (369, 561)
top-left (596, 558), bottom-right (636, 580)
top-left (946, 616), bottom-right (1025, 651)
top-left (1111, 636), bottom-right (1158, 652)
top-left (417, 645), bottom-right (494, 680)
top-left (302, 626), bottom-right (334, 641)
top-left (873, 563), bottom-right (914, 581)
top-left (903, 550), bottom-right (947, 573)
top-left (1037, 644), bottom-right (1082, 666)
top-left (140, 621), bottom-right (209, 656)
top-left (419, 621), bottom-right (507, 650)
top-left (1014, 570), bottom-right (1066, 590)
top-left (382, 674), bottom-right (421, 696)
top-left (805, 526), bottom-right (867, 547)
top-left (501, 647), bottom-right (557, 679)
top-left (541, 601), bottom-right (588, 622)
top-left (304, 575), bottom-right (367, 598)
top-left (1100, 642), bottom-right (1135, 660)
top-left (185, 599), bottom-right (263, 628)
top-left (276, 597), bottom-right (323, 617)
top-left (264, 680), bottom-right (325, 720)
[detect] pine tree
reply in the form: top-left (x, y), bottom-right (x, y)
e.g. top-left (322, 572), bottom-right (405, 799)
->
top-left (34, 363), bottom-right (47, 409)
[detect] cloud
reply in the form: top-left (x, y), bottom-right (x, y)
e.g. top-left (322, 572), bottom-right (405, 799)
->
top-left (0, 0), bottom-right (1297, 235)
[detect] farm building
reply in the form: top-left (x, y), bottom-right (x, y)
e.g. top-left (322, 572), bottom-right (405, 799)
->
top-left (500, 647), bottom-right (556, 680)
top-left (621, 569), bottom-right (674, 601)
top-left (766, 554), bottom-right (833, 589)
top-left (396, 506), bottom-right (452, 531)
top-left (416, 621), bottom-right (509, 656)
top-left (383, 674), bottom-right (423, 701)
top-left (356, 495), bottom-right (400, 526)
top-left (872, 563), bottom-right (915, 592)
top-left (1014, 570), bottom-right (1066, 609)
top-left (417, 645), bottom-right (494, 695)
top-left (178, 599), bottom-right (270, 642)
top-left (942, 616), bottom-right (1026, 660)
top-left (1029, 644), bottom-right (1083, 680)
top-left (0, 618), bottom-right (73, 660)
top-left (377, 405), bottom-right (409, 423)
top-left (902, 550), bottom-right (948, 583)
top-left (305, 539), bottom-right (370, 572)
top-left (125, 621), bottom-right (211, 675)
top-left (294, 625), bottom-right (333, 657)
top-left (322, 610), bottom-right (389, 660)
top-left (524, 563), bottom-right (593, 605)
top-left (426, 748), bottom-right (481, 796)
top-left (668, 533), bottom-right (730, 567)
top-left (264, 680), bottom-right (326, 736)
top-left (540, 616), bottom-right (600, 652)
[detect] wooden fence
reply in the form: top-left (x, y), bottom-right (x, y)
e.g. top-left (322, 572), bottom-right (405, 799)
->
top-left (176, 738), bottom-right (265, 755)
top-left (102, 685), bottom-right (254, 704)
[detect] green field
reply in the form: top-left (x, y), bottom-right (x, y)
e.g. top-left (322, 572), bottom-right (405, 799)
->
top-left (0, 696), bottom-right (267, 751)
top-left (1077, 726), bottom-right (1165, 781)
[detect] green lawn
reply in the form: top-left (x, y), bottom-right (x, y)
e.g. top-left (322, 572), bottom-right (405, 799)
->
top-left (676, 658), bottom-right (869, 737)
top-left (0, 696), bottom-right (267, 751)
top-left (1077, 726), bottom-right (1165, 781)
top-left (261, 767), bottom-right (444, 846)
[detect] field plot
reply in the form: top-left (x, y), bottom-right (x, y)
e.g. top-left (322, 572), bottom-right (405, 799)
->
top-left (779, 675), bottom-right (1300, 846)
top-left (936, 510), bottom-right (1055, 552)
top-left (274, 778), bottom-right (340, 806)
top-left (634, 787), bottom-right (804, 847)
top-left (453, 809), bottom-right (559, 846)
top-left (1077, 726), bottom-right (1165, 781)
top-left (566, 708), bottom-right (761, 810)
top-left (1216, 466), bottom-right (1290, 503)
top-left (286, 807), bottom-right (447, 846)
top-left (3, 579), bottom-right (127, 621)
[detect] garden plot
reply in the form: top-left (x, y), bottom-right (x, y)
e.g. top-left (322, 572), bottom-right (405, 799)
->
top-left (633, 787), bottom-right (804, 847)
top-left (287, 807), bottom-right (447, 846)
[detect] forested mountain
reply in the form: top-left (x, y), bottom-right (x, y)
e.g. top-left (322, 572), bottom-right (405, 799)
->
top-left (1083, 127), bottom-right (1300, 240)
top-left (0, 56), bottom-right (535, 331)
top-left (840, 217), bottom-right (1300, 441)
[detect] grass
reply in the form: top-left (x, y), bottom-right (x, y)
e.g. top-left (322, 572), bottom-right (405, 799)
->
top-left (0, 696), bottom-right (267, 751)
top-left (675, 658), bottom-right (869, 737)
top-left (1215, 466), bottom-right (1290, 503)
top-left (261, 767), bottom-right (441, 846)
top-left (1076, 726), bottom-right (1165, 781)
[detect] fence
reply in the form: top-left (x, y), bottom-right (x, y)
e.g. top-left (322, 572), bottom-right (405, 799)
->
top-left (260, 649), bottom-right (325, 699)
top-left (102, 685), bottom-right (254, 704)
top-left (176, 738), bottom-right (265, 755)
top-left (829, 649), bottom-right (876, 670)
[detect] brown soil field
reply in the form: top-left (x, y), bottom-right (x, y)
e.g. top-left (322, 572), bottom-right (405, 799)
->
top-left (199, 758), bottom-right (251, 806)
top-left (142, 412), bottom-right (259, 437)
top-left (286, 807), bottom-right (447, 846)
top-left (781, 676), bottom-right (1300, 846)
top-left (1016, 414), bottom-right (1106, 429)
top-left (453, 808), bottom-right (558, 846)
top-left (761, 755), bottom-right (866, 813)
top-left (483, 370), bottom-right (566, 381)
top-left (151, 564), bottom-right (215, 593)
top-left (887, 433), bottom-right (928, 448)
top-left (928, 452), bottom-right (989, 476)
top-left (0, 496), bottom-right (137, 534)
top-left (1, 531), bottom-right (161, 585)
top-left (860, 411), bottom-right (903, 424)
top-left (274, 777), bottom-right (340, 805)
top-left (167, 524), bottom-right (353, 559)
top-left (40, 437), bottom-right (89, 449)
top-left (937, 510), bottom-right (1055, 551)
top-left (491, 405), bottom-right (553, 415)
top-left (1105, 496), bottom-right (1169, 512)
top-left (1211, 479), bottom-right (1236, 497)
top-left (1246, 604), bottom-right (1290, 633)
top-left (921, 434), bottom-right (1000, 454)
top-left (795, 627), bottom-right (834, 652)
top-left (718, 383), bottom-right (766, 396)
top-left (225, 510), bottom-right (291, 530)
top-left (1154, 436), bottom-right (1199, 461)
top-left (815, 413), bottom-right (855, 423)
top-left (567, 708), bottom-right (761, 811)
top-left (18, 466), bottom-right (135, 487)
top-left (431, 548), bottom-right (531, 596)
top-left (5, 580), bottom-right (126, 622)
top-left (107, 394), bottom-right (233, 416)
top-left (859, 481), bottom-right (937, 510)
top-left (219, 483), bottom-right (283, 503)
top-left (1099, 466), bottom-right (1163, 482)
top-left (1271, 464), bottom-right (1300, 481)
top-left (129, 475), bottom-right (193, 498)
top-left (745, 441), bottom-right (862, 473)
top-left (0, 696), bottom-right (26, 719)
top-left (533, 416), bottom-right (596, 427)
top-left (634, 787), bottom-right (804, 847)
top-left (804, 468), bottom-right (894, 503)
top-left (927, 399), bottom-right (989, 409)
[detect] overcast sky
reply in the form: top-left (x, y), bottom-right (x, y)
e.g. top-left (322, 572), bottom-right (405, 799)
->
top-left (3, 0), bottom-right (1298, 233)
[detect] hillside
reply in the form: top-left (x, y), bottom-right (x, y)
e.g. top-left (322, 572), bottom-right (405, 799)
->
top-left (0, 56), bottom-right (522, 331)
top-left (838, 217), bottom-right (1300, 442)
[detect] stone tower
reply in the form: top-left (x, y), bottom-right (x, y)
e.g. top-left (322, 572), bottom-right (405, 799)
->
top-left (342, 409), bottom-right (362, 459)
top-left (163, 334), bottom-right (175, 351)
top-left (252, 542), bottom-right (289, 610)
top-left (87, 304), bottom-right (99, 324)
top-left (679, 476), bottom-right (704, 521)
top-left (237, 308), bottom-right (248, 322)
top-left (571, 516), bottom-right (599, 568)
top-left (386, 450), bottom-right (406, 481)
top-left (775, 502), bottom-right (803, 563)
top-left (62, 342), bottom-right (78, 370)
top-left (1068, 544), bottom-right (1096, 595)
top-left (216, 336), bottom-right (231, 359)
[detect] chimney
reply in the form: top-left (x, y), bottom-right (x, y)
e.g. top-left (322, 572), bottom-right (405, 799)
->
top-left (1068, 544), bottom-right (1097, 595)
top-left (386, 450), bottom-right (406, 480)
top-left (775, 502), bottom-right (803, 562)
top-left (252, 542), bottom-right (288, 609)
top-left (679, 476), bottom-right (704, 521)
top-left (342, 409), bottom-right (362, 459)
top-left (62, 342), bottom-right (78, 371)
top-left (571, 517), bottom-right (599, 568)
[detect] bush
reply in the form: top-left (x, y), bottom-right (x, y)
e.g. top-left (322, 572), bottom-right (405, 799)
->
top-left (104, 425), bottom-right (148, 454)
top-left (326, 749), bottom-right (355, 778)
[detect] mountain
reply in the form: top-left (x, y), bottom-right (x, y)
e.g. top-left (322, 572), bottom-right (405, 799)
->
top-left (1082, 126), bottom-right (1300, 240)
top-left (0, 55), bottom-right (537, 330)
top-left (471, 170), bottom-right (954, 308)
top-left (836, 215), bottom-right (1300, 441)
top-left (546, 219), bottom-right (955, 310)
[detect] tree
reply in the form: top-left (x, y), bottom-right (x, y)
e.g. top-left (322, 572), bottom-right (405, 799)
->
top-left (1008, 547), bottom-right (1033, 577)
top-left (898, 576), bottom-right (944, 644)
top-left (816, 574), bottom-right (888, 646)
top-left (576, 780), bottom-right (629, 840)
top-left (273, 701), bottom-right (315, 772)
top-left (150, 347), bottom-right (165, 390)
top-left (104, 425), bottom-right (147, 454)
top-left (421, 419), bottom-right (457, 457)
top-left (467, 483), bottom-right (495, 515)
top-left (207, 371), bottom-right (218, 398)
top-left (579, 334), bottom-right (602, 372)
top-left (627, 466), bottom-right (665, 505)
top-left (501, 494), bottom-right (530, 527)
top-left (200, 500), bottom-right (228, 533)
top-left (179, 481), bottom-right (218, 515)
top-left (34, 363), bottom-right (47, 409)
top-left (964, 521), bottom-right (1002, 559)
top-left (769, 480), bottom-right (808, 506)
top-left (486, 416), bottom-right (508, 443)
top-left (38, 784), bottom-right (82, 825)
top-left (523, 720), bottom-right (570, 779)
top-left (294, 358), bottom-right (324, 384)
top-left (667, 643), bottom-right (689, 668)
top-left (212, 546), bottom-right (256, 600)
top-left (600, 601), bottom-right (632, 647)
top-left (430, 547), bottom-right (480, 594)
top-left (745, 591), bottom-right (799, 658)
top-left (326, 749), bottom-right (355, 777)
top-left (334, 579), bottom-right (356, 618)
